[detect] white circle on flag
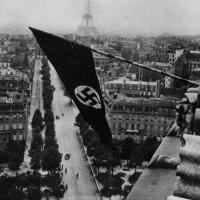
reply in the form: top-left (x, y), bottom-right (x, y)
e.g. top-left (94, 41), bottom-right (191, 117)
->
top-left (75, 85), bottom-right (102, 109)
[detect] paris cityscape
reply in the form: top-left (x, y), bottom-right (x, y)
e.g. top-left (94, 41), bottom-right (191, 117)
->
top-left (0, 0), bottom-right (200, 200)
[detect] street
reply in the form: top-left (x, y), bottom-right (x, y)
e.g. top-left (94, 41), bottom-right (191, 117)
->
top-left (50, 63), bottom-right (101, 200)
top-left (27, 59), bottom-right (43, 145)
top-left (21, 59), bottom-right (43, 173)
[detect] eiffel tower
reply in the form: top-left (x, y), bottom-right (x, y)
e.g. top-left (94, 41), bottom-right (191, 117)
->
top-left (77, 0), bottom-right (98, 37)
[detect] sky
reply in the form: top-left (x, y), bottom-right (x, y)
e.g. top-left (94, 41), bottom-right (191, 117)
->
top-left (0, 0), bottom-right (200, 36)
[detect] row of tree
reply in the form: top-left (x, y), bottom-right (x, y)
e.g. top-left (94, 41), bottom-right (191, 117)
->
top-left (75, 113), bottom-right (124, 198)
top-left (75, 113), bottom-right (161, 199)
top-left (30, 109), bottom-right (43, 171)
top-left (27, 63), bottom-right (63, 198)
top-left (31, 109), bottom-right (62, 173)
top-left (40, 57), bottom-right (62, 173)
top-left (40, 57), bottom-right (55, 110)
top-left (0, 170), bottom-right (65, 200)
top-left (39, 57), bottom-right (64, 200)
top-left (29, 114), bottom-right (43, 200)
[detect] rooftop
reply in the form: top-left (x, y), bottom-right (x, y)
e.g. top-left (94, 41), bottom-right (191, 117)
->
top-left (105, 76), bottom-right (158, 85)
top-left (104, 92), bottom-right (176, 107)
top-left (190, 50), bottom-right (200, 54)
top-left (154, 62), bottom-right (172, 67)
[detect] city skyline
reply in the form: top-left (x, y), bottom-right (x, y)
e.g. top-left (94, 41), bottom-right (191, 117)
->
top-left (1, 0), bottom-right (200, 36)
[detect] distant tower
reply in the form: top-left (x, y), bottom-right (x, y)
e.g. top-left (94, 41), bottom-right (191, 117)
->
top-left (77, 0), bottom-right (98, 37)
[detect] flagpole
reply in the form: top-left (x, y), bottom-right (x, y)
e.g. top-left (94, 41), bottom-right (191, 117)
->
top-left (89, 47), bottom-right (199, 87)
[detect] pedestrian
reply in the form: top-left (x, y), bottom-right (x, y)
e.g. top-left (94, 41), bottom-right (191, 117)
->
top-left (76, 173), bottom-right (79, 179)
top-left (66, 184), bottom-right (68, 190)
top-left (65, 168), bottom-right (67, 174)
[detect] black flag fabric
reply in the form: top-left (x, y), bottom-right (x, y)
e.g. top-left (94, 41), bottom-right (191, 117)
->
top-left (30, 27), bottom-right (112, 147)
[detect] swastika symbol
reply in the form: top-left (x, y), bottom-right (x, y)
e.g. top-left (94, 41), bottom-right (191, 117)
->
top-left (75, 86), bottom-right (102, 109)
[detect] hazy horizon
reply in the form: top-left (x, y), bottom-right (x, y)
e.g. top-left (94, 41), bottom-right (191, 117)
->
top-left (1, 0), bottom-right (200, 36)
